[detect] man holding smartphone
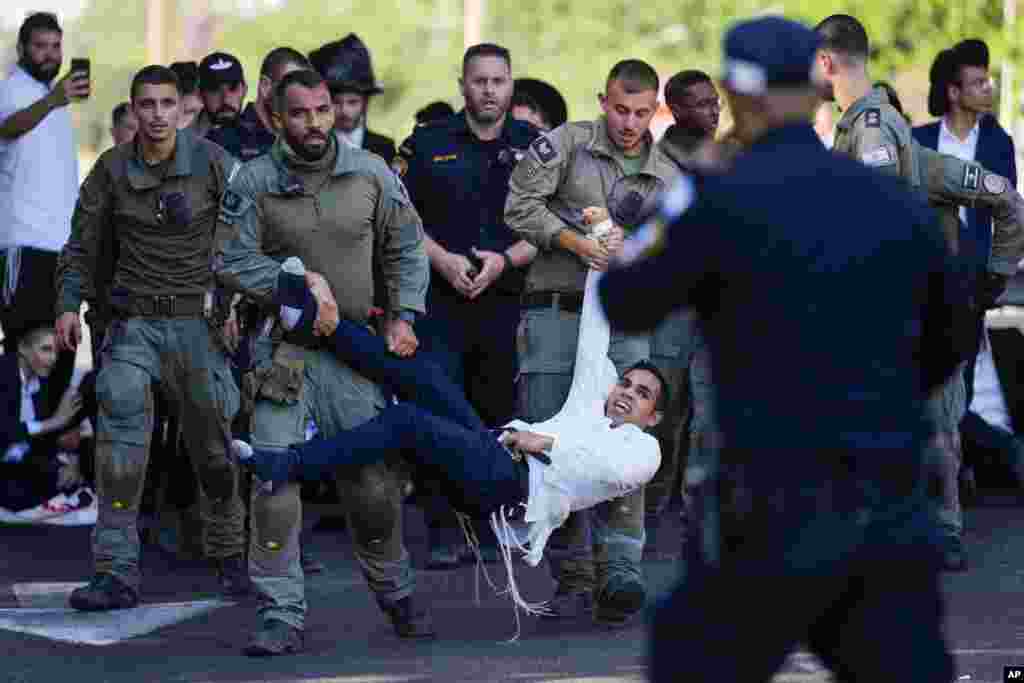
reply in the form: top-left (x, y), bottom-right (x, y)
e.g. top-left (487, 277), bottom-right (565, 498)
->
top-left (0, 12), bottom-right (88, 422)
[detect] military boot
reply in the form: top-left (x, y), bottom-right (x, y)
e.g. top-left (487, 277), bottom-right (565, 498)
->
top-left (243, 619), bottom-right (304, 656)
top-left (378, 595), bottom-right (437, 639)
top-left (541, 588), bottom-right (594, 619)
top-left (69, 573), bottom-right (139, 612)
top-left (594, 575), bottom-right (646, 627)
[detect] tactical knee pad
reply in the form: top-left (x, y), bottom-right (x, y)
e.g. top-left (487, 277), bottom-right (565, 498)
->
top-left (96, 362), bottom-right (151, 445)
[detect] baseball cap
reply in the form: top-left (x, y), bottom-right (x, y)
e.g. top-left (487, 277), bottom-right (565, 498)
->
top-left (198, 52), bottom-right (244, 91)
top-left (721, 16), bottom-right (823, 95)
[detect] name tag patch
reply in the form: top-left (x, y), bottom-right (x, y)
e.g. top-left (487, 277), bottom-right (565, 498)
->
top-left (861, 146), bottom-right (894, 167)
top-left (432, 153), bottom-right (457, 163)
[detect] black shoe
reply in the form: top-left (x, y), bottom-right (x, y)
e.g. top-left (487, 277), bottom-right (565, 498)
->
top-left (942, 536), bottom-right (968, 572)
top-left (379, 596), bottom-right (437, 639)
top-left (215, 554), bottom-right (253, 597)
top-left (69, 573), bottom-right (139, 612)
top-left (301, 551), bottom-right (327, 575)
top-left (594, 576), bottom-right (646, 627)
top-left (243, 618), bottom-right (305, 656)
top-left (541, 588), bottom-right (594, 619)
top-left (231, 439), bottom-right (299, 488)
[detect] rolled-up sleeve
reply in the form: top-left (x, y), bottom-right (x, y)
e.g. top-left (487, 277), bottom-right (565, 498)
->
top-left (375, 172), bottom-right (429, 315)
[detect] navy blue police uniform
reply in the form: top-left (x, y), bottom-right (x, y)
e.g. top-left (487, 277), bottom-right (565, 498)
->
top-left (397, 111), bottom-right (539, 425)
top-left (207, 103), bottom-right (276, 163)
top-left (599, 17), bottom-right (968, 683)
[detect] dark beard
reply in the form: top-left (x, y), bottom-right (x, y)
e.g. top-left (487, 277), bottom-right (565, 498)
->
top-left (287, 132), bottom-right (330, 162)
top-left (20, 57), bottom-right (59, 85)
top-left (466, 101), bottom-right (506, 126)
top-left (212, 107), bottom-right (239, 125)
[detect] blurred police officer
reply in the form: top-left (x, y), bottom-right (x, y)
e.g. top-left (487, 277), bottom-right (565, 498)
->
top-left (600, 17), bottom-right (966, 681)
top-left (193, 52), bottom-right (247, 138)
top-left (208, 47), bottom-right (309, 163)
top-left (815, 13), bottom-right (1024, 571)
top-left (395, 43), bottom-right (539, 567)
top-left (56, 65), bottom-right (247, 611)
top-left (505, 59), bottom-right (676, 625)
top-left (169, 61), bottom-right (203, 131)
top-left (215, 69), bottom-right (431, 655)
top-left (309, 34), bottom-right (395, 161)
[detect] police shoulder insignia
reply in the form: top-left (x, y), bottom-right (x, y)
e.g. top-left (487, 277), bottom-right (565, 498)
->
top-left (532, 136), bottom-right (557, 164)
top-left (982, 173), bottom-right (1007, 195)
top-left (962, 164), bottom-right (981, 191)
top-left (221, 190), bottom-right (243, 213)
top-left (864, 108), bottom-right (881, 128)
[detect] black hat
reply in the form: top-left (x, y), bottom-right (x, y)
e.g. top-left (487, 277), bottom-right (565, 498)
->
top-left (514, 78), bottom-right (568, 129)
top-left (720, 16), bottom-right (822, 94)
top-left (198, 52), bottom-right (244, 91)
top-left (309, 34), bottom-right (382, 96)
top-left (169, 61), bottom-right (199, 94)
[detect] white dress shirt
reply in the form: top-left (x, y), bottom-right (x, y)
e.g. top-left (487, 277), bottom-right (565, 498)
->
top-left (501, 269), bottom-right (661, 567)
top-left (969, 327), bottom-right (1015, 434)
top-left (937, 117), bottom-right (980, 225)
top-left (0, 65), bottom-right (79, 252)
top-left (4, 366), bottom-right (41, 463)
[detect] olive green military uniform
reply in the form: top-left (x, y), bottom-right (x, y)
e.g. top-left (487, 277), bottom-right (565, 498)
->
top-left (214, 133), bottom-right (428, 630)
top-left (833, 86), bottom-right (1024, 537)
top-left (56, 129), bottom-right (244, 591)
top-left (505, 116), bottom-right (676, 599)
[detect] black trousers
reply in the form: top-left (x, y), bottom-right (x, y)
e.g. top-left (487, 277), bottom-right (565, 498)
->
top-left (0, 247), bottom-right (75, 411)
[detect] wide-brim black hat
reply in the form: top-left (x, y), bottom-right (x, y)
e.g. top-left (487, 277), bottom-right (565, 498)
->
top-left (309, 33), bottom-right (383, 96)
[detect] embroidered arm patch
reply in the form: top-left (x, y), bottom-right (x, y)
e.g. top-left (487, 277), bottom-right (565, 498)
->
top-left (862, 146), bottom-right (895, 167)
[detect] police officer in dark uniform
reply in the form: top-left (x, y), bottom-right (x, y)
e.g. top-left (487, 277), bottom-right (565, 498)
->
top-left (309, 34), bottom-right (395, 162)
top-left (207, 47), bottom-right (310, 163)
top-left (600, 17), bottom-right (966, 682)
top-left (395, 43), bottom-right (539, 567)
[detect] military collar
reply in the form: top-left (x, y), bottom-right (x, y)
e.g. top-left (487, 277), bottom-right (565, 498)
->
top-left (125, 129), bottom-right (198, 190)
top-left (835, 86), bottom-right (886, 132)
top-left (269, 132), bottom-right (359, 193)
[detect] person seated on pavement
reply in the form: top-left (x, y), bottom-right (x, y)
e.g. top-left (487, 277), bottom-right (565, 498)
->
top-left (231, 262), bottom-right (664, 619)
top-left (0, 325), bottom-right (94, 514)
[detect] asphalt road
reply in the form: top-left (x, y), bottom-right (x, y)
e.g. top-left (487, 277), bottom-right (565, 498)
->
top-left (1, 495), bottom-right (1023, 683)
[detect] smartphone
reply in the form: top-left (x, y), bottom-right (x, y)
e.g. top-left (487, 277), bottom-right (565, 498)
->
top-left (69, 58), bottom-right (90, 99)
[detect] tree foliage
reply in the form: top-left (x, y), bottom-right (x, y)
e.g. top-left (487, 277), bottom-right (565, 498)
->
top-left (44, 0), bottom-right (1024, 153)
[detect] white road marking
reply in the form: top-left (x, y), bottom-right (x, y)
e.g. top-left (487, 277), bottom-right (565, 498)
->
top-left (0, 600), bottom-right (232, 645)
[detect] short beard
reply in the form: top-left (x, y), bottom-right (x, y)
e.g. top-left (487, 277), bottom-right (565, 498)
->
top-left (287, 132), bottom-right (330, 162)
top-left (20, 57), bottom-right (58, 84)
top-left (212, 108), bottom-right (239, 125)
top-left (466, 101), bottom-right (506, 126)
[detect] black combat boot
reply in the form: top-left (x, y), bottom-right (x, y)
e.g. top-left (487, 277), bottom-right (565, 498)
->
top-left (69, 573), bottom-right (139, 612)
top-left (243, 619), bottom-right (305, 656)
top-left (378, 595), bottom-right (437, 639)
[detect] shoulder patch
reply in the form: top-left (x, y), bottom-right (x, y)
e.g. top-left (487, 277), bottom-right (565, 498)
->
top-left (532, 136), bottom-right (558, 164)
top-left (222, 190), bottom-right (243, 214)
top-left (862, 146), bottom-right (895, 167)
top-left (982, 173), bottom-right (1007, 195)
top-left (864, 108), bottom-right (881, 128)
top-left (962, 164), bottom-right (981, 191)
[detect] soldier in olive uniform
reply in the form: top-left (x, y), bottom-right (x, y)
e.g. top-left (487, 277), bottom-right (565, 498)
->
top-left (504, 59), bottom-right (676, 626)
top-left (215, 69), bottom-right (431, 655)
top-left (815, 14), bottom-right (1024, 571)
top-left (55, 65), bottom-right (247, 611)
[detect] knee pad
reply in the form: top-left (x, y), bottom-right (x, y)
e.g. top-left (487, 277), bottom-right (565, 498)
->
top-left (96, 362), bottom-right (151, 443)
top-left (339, 464), bottom-right (399, 542)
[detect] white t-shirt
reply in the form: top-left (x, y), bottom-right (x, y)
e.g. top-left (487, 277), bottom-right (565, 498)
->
top-left (0, 65), bottom-right (79, 252)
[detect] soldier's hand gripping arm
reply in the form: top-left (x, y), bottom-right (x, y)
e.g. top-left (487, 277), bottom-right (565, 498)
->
top-left (55, 161), bottom-right (114, 351)
top-left (504, 128), bottom-right (605, 267)
top-left (374, 169), bottom-right (429, 349)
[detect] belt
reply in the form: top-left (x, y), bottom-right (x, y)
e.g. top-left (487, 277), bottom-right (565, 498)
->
top-left (522, 290), bottom-right (583, 313)
top-left (112, 293), bottom-right (208, 318)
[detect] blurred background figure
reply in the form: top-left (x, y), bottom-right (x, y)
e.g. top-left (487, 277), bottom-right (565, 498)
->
top-left (109, 101), bottom-right (137, 145)
top-left (513, 77), bottom-right (568, 131)
top-left (309, 34), bottom-right (395, 161)
top-left (169, 61), bottom-right (203, 131)
top-left (415, 100), bottom-right (454, 126)
top-left (510, 90), bottom-right (548, 130)
top-left (194, 52), bottom-right (247, 137)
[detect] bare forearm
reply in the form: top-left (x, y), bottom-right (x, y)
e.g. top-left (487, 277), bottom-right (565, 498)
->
top-left (424, 234), bottom-right (449, 269)
top-left (0, 94), bottom-right (56, 140)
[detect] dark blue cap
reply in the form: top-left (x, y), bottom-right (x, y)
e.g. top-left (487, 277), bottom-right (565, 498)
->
top-left (721, 16), bottom-right (822, 94)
